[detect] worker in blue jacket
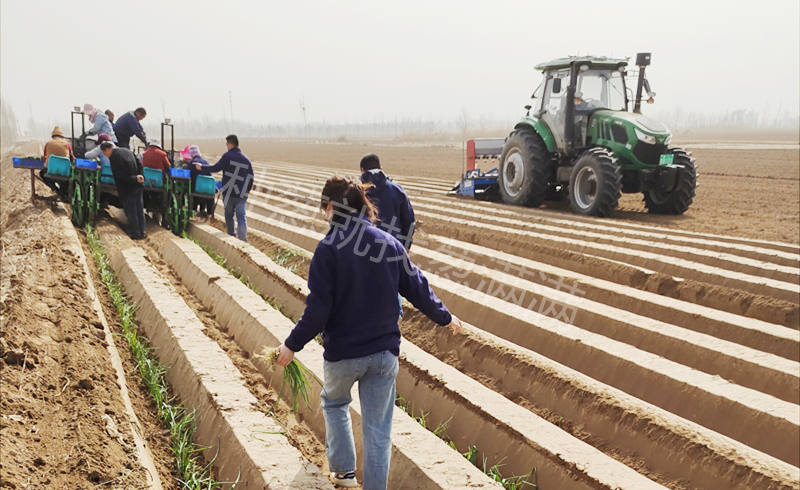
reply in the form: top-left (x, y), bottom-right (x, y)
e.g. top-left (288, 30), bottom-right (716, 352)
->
top-left (113, 108), bottom-right (147, 149)
top-left (196, 134), bottom-right (253, 240)
top-left (359, 154), bottom-right (416, 250)
top-left (276, 176), bottom-right (462, 490)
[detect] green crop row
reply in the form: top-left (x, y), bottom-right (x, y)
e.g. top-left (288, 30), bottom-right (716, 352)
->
top-left (86, 226), bottom-right (235, 489)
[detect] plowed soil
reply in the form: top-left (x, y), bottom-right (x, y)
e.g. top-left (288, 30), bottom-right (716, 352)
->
top-left (3, 132), bottom-right (798, 489)
top-left (0, 151), bottom-right (173, 488)
top-left (182, 138), bottom-right (799, 243)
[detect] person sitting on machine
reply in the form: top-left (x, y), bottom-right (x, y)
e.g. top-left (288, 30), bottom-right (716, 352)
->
top-left (85, 133), bottom-right (114, 164)
top-left (142, 139), bottom-right (171, 182)
top-left (113, 107), bottom-right (148, 149)
top-left (83, 104), bottom-right (117, 143)
top-left (40, 126), bottom-right (75, 194)
top-left (182, 145), bottom-right (215, 218)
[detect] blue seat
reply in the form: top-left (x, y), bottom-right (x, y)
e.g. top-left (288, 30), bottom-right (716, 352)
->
top-left (194, 175), bottom-right (216, 195)
top-left (46, 155), bottom-right (71, 177)
top-left (143, 167), bottom-right (164, 188)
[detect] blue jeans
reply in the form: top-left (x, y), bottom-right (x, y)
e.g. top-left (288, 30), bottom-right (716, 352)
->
top-left (322, 350), bottom-right (399, 490)
top-left (224, 196), bottom-right (247, 241)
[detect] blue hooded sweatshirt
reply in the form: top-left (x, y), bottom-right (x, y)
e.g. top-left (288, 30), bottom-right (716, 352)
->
top-left (205, 147), bottom-right (254, 201)
top-left (360, 169), bottom-right (416, 249)
top-left (284, 214), bottom-right (451, 361)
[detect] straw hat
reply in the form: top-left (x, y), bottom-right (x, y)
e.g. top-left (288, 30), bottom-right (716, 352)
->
top-left (148, 138), bottom-right (162, 149)
top-left (51, 126), bottom-right (64, 137)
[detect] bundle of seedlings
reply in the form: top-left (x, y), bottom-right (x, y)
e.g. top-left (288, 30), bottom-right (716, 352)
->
top-left (255, 346), bottom-right (314, 412)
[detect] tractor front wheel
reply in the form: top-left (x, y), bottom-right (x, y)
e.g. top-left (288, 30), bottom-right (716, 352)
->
top-left (568, 148), bottom-right (621, 217)
top-left (497, 129), bottom-right (550, 207)
top-left (643, 148), bottom-right (697, 214)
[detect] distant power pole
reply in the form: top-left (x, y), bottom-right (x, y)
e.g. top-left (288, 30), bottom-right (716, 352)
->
top-left (228, 90), bottom-right (234, 127)
top-left (299, 97), bottom-right (307, 138)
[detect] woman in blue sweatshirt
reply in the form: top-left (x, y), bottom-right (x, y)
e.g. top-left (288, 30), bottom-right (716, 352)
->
top-left (276, 176), bottom-right (462, 490)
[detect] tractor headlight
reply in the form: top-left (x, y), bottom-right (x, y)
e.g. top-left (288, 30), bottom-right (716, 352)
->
top-left (634, 128), bottom-right (657, 145)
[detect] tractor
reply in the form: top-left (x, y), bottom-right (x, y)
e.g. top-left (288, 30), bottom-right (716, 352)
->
top-left (454, 53), bottom-right (697, 217)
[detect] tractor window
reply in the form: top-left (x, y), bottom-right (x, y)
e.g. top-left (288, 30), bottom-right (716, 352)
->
top-left (576, 70), bottom-right (627, 112)
top-left (543, 70), bottom-right (570, 117)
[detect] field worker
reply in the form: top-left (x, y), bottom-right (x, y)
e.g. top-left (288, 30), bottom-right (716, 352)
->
top-left (83, 103), bottom-right (117, 143)
top-left (104, 144), bottom-right (146, 240)
top-left (276, 176), bottom-right (463, 490)
top-left (142, 139), bottom-right (171, 178)
top-left (184, 144), bottom-right (215, 218)
top-left (85, 134), bottom-right (114, 165)
top-left (40, 126), bottom-right (75, 193)
top-left (197, 134), bottom-right (253, 240)
top-left (113, 107), bottom-right (147, 149)
top-left (359, 154), bottom-right (416, 250)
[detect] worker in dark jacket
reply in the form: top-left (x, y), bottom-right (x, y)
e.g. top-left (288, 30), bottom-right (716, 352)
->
top-left (113, 108), bottom-right (147, 149)
top-left (197, 134), bottom-right (253, 240)
top-left (276, 176), bottom-right (462, 490)
top-left (359, 154), bottom-right (416, 250)
top-left (103, 143), bottom-right (145, 239)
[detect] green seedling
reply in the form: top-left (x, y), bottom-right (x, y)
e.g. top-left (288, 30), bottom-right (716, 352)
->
top-left (255, 347), bottom-right (314, 413)
top-left (86, 226), bottom-right (235, 489)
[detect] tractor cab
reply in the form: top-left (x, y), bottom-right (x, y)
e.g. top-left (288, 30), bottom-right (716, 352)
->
top-left (536, 63), bottom-right (628, 152)
top-left (531, 55), bottom-right (671, 168)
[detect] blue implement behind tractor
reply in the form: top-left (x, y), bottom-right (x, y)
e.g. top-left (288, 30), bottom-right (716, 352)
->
top-left (449, 138), bottom-right (505, 201)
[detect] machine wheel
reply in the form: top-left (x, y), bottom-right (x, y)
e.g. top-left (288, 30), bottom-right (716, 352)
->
top-left (177, 194), bottom-right (190, 235)
top-left (70, 182), bottom-right (86, 227)
top-left (86, 184), bottom-right (96, 224)
top-left (643, 148), bottom-right (697, 214)
top-left (166, 193), bottom-right (179, 234)
top-left (497, 129), bottom-right (550, 206)
top-left (568, 148), bottom-right (621, 217)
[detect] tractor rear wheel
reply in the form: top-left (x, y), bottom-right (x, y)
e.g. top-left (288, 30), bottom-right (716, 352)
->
top-left (497, 129), bottom-right (550, 207)
top-left (568, 148), bottom-right (622, 217)
top-left (643, 148), bottom-right (697, 214)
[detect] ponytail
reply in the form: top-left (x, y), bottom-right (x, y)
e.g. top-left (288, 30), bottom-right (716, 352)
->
top-left (321, 175), bottom-right (377, 223)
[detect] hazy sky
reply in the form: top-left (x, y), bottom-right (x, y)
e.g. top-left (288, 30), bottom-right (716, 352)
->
top-left (2, 0), bottom-right (798, 129)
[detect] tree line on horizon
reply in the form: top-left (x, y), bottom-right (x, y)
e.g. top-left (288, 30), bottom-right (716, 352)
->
top-left (2, 97), bottom-right (798, 144)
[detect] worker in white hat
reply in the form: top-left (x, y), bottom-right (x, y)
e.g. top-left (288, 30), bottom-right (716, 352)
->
top-left (142, 138), bottom-right (171, 177)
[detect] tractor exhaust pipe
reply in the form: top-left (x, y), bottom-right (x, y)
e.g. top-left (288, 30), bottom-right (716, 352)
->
top-left (633, 52), bottom-right (651, 114)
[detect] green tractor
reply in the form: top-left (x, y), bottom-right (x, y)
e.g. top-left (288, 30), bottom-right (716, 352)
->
top-left (498, 52), bottom-right (696, 216)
